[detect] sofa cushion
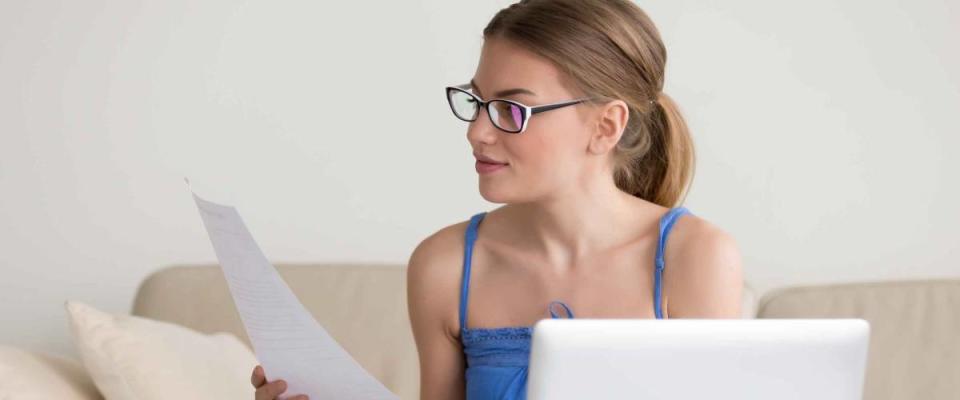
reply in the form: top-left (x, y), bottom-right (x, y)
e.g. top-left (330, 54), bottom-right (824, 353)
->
top-left (132, 263), bottom-right (418, 400)
top-left (0, 345), bottom-right (102, 400)
top-left (758, 279), bottom-right (960, 400)
top-left (65, 300), bottom-right (257, 400)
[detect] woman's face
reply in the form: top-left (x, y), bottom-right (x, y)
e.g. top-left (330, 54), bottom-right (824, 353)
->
top-left (467, 37), bottom-right (599, 204)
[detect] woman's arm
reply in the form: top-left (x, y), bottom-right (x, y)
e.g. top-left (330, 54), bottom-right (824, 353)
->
top-left (407, 228), bottom-right (469, 400)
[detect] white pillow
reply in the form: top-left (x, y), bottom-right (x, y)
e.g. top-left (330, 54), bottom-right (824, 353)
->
top-left (65, 300), bottom-right (257, 400)
top-left (0, 345), bottom-right (102, 400)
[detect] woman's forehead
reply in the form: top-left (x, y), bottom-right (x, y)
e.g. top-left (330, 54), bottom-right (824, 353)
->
top-left (475, 38), bottom-right (569, 98)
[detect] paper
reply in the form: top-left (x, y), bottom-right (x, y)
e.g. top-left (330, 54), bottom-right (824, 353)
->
top-left (190, 189), bottom-right (398, 400)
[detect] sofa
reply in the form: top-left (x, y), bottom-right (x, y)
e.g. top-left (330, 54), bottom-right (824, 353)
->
top-left (4, 263), bottom-right (958, 400)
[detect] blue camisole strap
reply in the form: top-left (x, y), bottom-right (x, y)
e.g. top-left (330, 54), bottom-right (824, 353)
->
top-left (654, 206), bottom-right (692, 319)
top-left (460, 212), bottom-right (486, 331)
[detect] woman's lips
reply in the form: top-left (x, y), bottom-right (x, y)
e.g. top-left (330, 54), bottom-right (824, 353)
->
top-left (475, 160), bottom-right (508, 174)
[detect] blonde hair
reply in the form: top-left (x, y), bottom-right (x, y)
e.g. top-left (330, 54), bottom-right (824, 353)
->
top-left (484, 0), bottom-right (696, 207)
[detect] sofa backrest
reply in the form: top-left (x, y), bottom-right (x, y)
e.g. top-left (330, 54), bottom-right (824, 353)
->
top-left (758, 279), bottom-right (960, 400)
top-left (131, 263), bottom-right (759, 400)
top-left (131, 263), bottom-right (418, 400)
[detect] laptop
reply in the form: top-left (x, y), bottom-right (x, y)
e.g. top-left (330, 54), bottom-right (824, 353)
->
top-left (527, 319), bottom-right (870, 400)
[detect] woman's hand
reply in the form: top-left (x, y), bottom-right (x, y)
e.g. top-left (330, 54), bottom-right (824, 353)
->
top-left (251, 365), bottom-right (309, 400)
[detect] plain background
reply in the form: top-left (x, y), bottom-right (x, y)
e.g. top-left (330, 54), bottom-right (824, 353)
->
top-left (1, 0), bottom-right (957, 357)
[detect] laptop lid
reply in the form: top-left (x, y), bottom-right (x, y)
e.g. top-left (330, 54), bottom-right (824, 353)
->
top-left (527, 319), bottom-right (869, 400)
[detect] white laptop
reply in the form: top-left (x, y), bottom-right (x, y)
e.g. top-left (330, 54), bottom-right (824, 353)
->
top-left (527, 319), bottom-right (870, 400)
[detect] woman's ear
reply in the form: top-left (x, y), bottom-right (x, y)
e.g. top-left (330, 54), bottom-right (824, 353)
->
top-left (588, 100), bottom-right (630, 155)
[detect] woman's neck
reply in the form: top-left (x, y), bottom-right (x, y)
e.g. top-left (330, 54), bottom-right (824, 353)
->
top-left (493, 177), bottom-right (662, 269)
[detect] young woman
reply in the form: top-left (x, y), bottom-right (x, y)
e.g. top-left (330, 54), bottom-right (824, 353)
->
top-left (252, 1), bottom-right (743, 399)
top-left (407, 1), bottom-right (743, 399)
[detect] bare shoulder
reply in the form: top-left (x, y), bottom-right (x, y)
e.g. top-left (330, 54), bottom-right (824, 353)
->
top-left (406, 218), bottom-right (472, 338)
top-left (406, 218), bottom-right (474, 398)
top-left (662, 212), bottom-right (744, 318)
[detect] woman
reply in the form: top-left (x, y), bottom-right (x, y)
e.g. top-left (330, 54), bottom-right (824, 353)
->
top-left (409, 0), bottom-right (743, 399)
top-left (252, 1), bottom-right (743, 399)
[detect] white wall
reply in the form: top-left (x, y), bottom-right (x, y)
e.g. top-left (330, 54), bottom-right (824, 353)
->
top-left (1, 0), bottom-right (957, 356)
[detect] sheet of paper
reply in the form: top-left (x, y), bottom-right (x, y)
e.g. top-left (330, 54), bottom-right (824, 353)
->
top-left (191, 189), bottom-right (399, 400)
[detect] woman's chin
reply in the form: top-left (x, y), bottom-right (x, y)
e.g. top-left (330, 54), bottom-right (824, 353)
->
top-left (478, 183), bottom-right (514, 204)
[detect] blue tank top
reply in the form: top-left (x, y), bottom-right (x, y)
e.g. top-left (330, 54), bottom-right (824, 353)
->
top-left (459, 206), bottom-right (692, 400)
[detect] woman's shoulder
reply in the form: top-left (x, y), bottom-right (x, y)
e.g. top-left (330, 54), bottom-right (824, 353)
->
top-left (662, 209), bottom-right (744, 318)
top-left (409, 207), bottom-right (504, 261)
top-left (669, 208), bottom-right (723, 244)
top-left (406, 215), bottom-right (476, 336)
top-left (408, 215), bottom-right (475, 273)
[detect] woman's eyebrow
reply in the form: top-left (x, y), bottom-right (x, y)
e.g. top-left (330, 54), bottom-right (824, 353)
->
top-left (470, 79), bottom-right (537, 98)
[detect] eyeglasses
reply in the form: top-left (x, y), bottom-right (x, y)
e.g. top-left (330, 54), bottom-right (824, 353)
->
top-left (445, 83), bottom-right (594, 134)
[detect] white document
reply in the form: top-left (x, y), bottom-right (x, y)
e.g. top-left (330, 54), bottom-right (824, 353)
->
top-left (191, 190), bottom-right (399, 400)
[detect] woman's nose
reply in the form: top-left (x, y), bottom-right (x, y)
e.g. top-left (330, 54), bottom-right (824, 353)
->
top-left (465, 108), bottom-right (500, 145)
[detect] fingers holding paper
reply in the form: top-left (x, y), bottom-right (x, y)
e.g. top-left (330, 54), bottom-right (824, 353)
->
top-left (252, 365), bottom-right (309, 400)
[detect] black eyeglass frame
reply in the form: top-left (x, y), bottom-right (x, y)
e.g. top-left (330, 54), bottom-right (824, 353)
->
top-left (445, 83), bottom-right (595, 134)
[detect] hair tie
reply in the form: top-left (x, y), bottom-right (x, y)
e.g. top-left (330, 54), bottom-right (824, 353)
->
top-left (650, 91), bottom-right (665, 106)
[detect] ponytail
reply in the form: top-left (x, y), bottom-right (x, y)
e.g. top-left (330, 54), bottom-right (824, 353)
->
top-left (613, 91), bottom-right (695, 207)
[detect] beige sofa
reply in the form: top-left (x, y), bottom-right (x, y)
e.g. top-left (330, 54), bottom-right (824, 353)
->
top-left (128, 264), bottom-right (959, 400)
top-left (10, 263), bottom-right (956, 399)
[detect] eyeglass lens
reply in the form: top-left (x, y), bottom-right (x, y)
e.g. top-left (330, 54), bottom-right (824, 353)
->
top-left (448, 89), bottom-right (525, 132)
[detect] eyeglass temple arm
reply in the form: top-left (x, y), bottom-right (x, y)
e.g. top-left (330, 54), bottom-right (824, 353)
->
top-left (530, 98), bottom-right (591, 115)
